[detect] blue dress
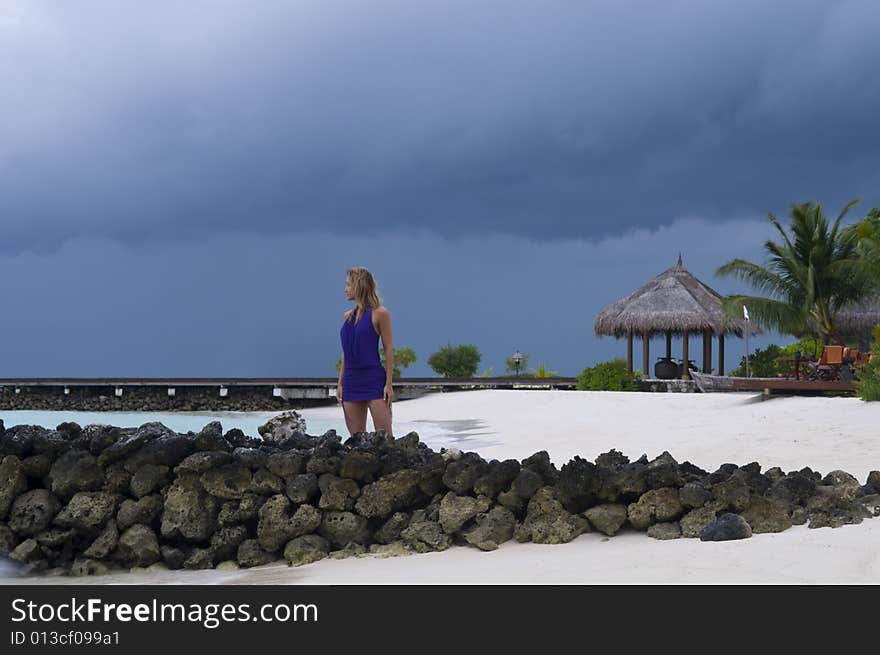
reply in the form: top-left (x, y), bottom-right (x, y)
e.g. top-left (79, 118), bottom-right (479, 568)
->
top-left (340, 307), bottom-right (386, 401)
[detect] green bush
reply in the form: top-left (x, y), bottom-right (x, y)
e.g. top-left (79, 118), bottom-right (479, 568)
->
top-left (730, 337), bottom-right (829, 377)
top-left (335, 346), bottom-right (417, 379)
top-left (577, 359), bottom-right (640, 391)
top-left (530, 363), bottom-right (557, 378)
top-left (504, 352), bottom-right (530, 375)
top-left (381, 346), bottom-right (416, 378)
top-left (427, 343), bottom-right (482, 377)
top-left (730, 344), bottom-right (785, 377)
top-left (856, 325), bottom-right (880, 401)
top-left (780, 337), bottom-right (824, 361)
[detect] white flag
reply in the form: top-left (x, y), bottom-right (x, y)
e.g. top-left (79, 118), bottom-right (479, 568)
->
top-left (743, 305), bottom-right (750, 321)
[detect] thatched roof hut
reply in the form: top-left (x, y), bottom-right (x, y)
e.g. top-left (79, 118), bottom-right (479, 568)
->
top-left (836, 297), bottom-right (880, 348)
top-left (594, 256), bottom-right (757, 378)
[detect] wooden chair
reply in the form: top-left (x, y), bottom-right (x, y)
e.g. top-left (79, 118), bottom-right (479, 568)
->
top-left (806, 345), bottom-right (845, 381)
top-left (777, 353), bottom-right (806, 379)
top-left (825, 345), bottom-right (844, 365)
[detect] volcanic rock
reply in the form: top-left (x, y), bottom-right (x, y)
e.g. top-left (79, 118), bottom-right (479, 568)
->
top-left (48, 450), bottom-right (105, 499)
top-left (583, 503), bottom-right (628, 536)
top-left (115, 524), bottom-right (161, 568)
top-left (160, 475), bottom-right (220, 542)
top-left (462, 507), bottom-right (516, 551)
top-left (700, 513), bottom-right (752, 541)
top-left (284, 534), bottom-right (330, 567)
top-left (627, 487), bottom-right (684, 530)
top-left (515, 487), bottom-right (590, 544)
top-left (8, 489), bottom-right (62, 536)
top-left (0, 455), bottom-right (27, 520)
top-left (54, 492), bottom-right (120, 537)
top-left (317, 510), bottom-right (370, 549)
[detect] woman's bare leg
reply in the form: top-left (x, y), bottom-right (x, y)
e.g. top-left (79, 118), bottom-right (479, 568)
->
top-left (342, 401), bottom-right (369, 435)
top-left (367, 398), bottom-right (393, 436)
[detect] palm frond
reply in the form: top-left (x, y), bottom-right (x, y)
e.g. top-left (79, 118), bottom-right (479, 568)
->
top-left (830, 197), bottom-right (861, 243)
top-left (767, 212), bottom-right (795, 253)
top-left (714, 259), bottom-right (788, 297)
top-left (720, 199), bottom-right (875, 343)
top-left (721, 295), bottom-right (805, 334)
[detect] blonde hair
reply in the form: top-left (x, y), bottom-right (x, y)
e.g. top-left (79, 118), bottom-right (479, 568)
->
top-left (347, 266), bottom-right (382, 312)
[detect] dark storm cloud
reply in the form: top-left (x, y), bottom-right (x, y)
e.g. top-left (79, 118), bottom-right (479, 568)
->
top-left (1, 0), bottom-right (879, 252)
top-left (0, 219), bottom-right (781, 377)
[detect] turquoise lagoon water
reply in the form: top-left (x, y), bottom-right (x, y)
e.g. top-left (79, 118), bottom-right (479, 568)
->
top-left (0, 410), bottom-right (345, 439)
top-left (0, 409), bottom-right (500, 451)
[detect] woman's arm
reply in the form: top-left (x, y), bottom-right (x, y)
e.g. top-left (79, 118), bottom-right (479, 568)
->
top-left (376, 309), bottom-right (394, 402)
top-left (338, 309), bottom-right (349, 404)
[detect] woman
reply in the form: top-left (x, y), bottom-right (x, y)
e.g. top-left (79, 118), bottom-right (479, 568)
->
top-left (338, 266), bottom-right (394, 436)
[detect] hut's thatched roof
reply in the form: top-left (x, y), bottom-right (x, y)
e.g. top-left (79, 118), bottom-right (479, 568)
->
top-left (594, 256), bottom-right (757, 338)
top-left (836, 297), bottom-right (880, 341)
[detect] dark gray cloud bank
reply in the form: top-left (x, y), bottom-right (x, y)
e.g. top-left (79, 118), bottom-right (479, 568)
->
top-left (1, 222), bottom-right (780, 377)
top-left (1, 1), bottom-right (878, 376)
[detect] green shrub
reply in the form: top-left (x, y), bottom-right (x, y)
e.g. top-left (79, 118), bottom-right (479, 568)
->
top-left (427, 343), bottom-right (482, 377)
top-left (504, 352), bottom-right (530, 375)
top-left (730, 344), bottom-right (785, 377)
top-left (780, 337), bottom-right (824, 361)
top-left (530, 364), bottom-right (557, 378)
top-left (577, 359), bottom-right (639, 391)
top-left (730, 337), bottom-right (828, 377)
top-left (856, 325), bottom-right (880, 401)
top-left (381, 346), bottom-right (416, 378)
top-left (335, 346), bottom-right (417, 379)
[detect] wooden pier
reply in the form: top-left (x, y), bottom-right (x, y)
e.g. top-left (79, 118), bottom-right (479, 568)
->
top-left (0, 376), bottom-right (579, 399)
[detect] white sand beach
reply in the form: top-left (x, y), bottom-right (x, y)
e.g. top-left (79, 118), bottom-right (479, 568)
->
top-left (4, 389), bottom-right (880, 585)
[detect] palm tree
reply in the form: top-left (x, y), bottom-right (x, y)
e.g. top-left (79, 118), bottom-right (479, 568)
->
top-left (848, 207), bottom-right (880, 285)
top-left (715, 199), bottom-right (872, 344)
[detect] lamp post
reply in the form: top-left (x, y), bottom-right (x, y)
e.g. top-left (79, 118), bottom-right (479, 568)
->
top-left (512, 350), bottom-right (522, 377)
top-left (743, 305), bottom-right (751, 378)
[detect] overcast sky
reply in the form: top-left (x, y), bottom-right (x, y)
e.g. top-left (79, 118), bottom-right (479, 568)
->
top-left (1, 1), bottom-right (878, 377)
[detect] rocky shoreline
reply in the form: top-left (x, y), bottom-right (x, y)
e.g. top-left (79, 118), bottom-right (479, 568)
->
top-left (0, 386), bottom-right (333, 412)
top-left (1, 412), bottom-right (878, 577)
